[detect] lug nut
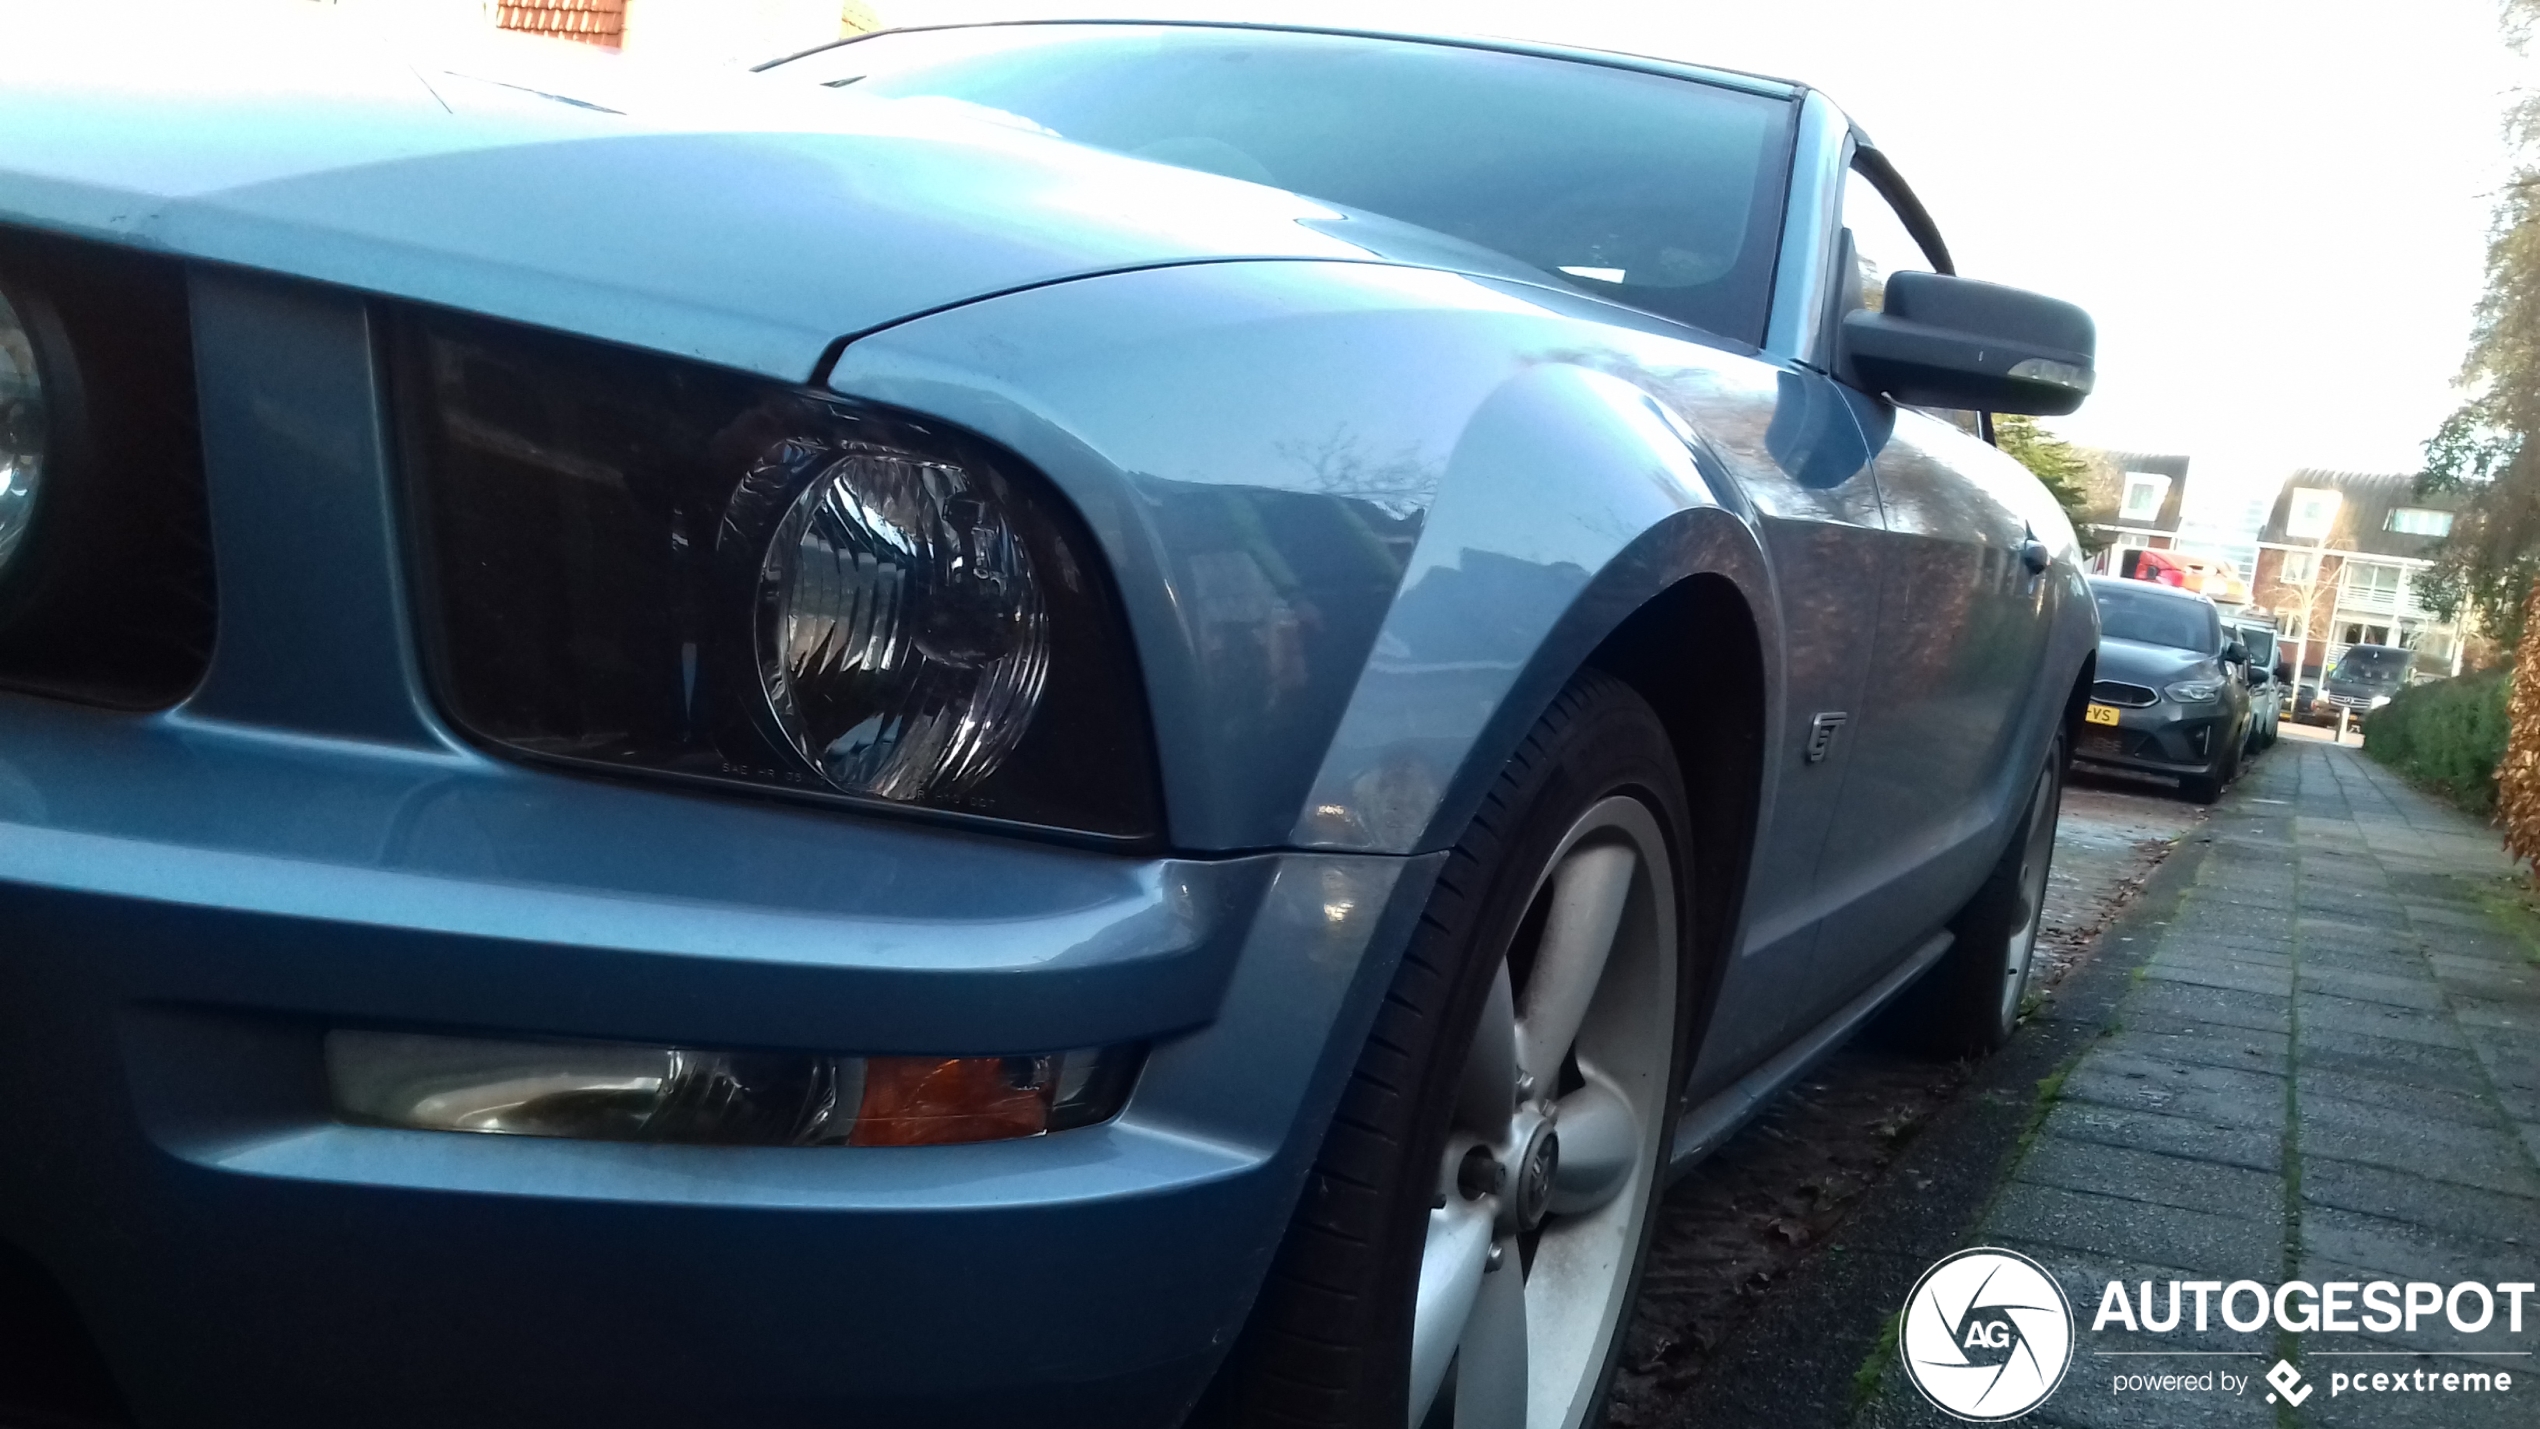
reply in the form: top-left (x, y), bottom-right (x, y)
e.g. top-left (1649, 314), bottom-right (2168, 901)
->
top-left (1457, 1144), bottom-right (1504, 1200)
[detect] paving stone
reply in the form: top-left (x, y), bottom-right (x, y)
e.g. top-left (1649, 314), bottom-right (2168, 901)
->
top-left (2016, 1136), bottom-right (2282, 1224)
top-left (1988, 1182), bottom-right (2282, 1283)
top-left (2141, 961), bottom-right (2298, 999)
top-left (2125, 982), bottom-right (2290, 1037)
top-left (2462, 1037), bottom-right (2540, 1093)
top-left (2298, 992), bottom-right (2474, 1050)
top-left (2297, 1096), bottom-right (2540, 1197)
top-left (2301, 1157), bottom-right (2540, 1245)
top-left (2295, 1024), bottom-right (2496, 1097)
top-left (2454, 999), bottom-right (2540, 1034)
top-left (2300, 1203), bottom-right (2534, 1285)
top-left (2063, 1052), bottom-right (2287, 1131)
top-left (2297, 965), bottom-right (2448, 1011)
top-left (2042, 1102), bottom-right (2283, 1175)
top-left (2298, 1066), bottom-right (2499, 1131)
top-left (2104, 1024), bottom-right (2289, 1076)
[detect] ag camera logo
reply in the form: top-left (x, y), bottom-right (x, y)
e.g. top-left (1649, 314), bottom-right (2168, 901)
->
top-left (1902, 1248), bottom-right (2075, 1420)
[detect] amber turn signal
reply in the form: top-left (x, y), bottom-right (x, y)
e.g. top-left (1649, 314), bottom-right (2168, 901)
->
top-left (327, 1030), bottom-right (1141, 1148)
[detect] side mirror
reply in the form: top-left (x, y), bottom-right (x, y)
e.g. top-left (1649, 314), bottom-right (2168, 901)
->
top-left (1838, 272), bottom-right (2095, 416)
top-left (2223, 638), bottom-right (2250, 666)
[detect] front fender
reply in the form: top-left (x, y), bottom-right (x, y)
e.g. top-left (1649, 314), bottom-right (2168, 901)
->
top-left (829, 259), bottom-right (1786, 854)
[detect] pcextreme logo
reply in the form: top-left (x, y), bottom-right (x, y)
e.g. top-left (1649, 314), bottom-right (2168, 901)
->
top-left (1901, 1248), bottom-right (2075, 1420)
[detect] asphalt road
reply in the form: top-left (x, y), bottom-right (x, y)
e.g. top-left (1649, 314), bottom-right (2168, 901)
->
top-left (1608, 748), bottom-right (2214, 1424)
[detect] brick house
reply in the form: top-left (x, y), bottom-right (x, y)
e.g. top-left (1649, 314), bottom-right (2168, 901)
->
top-left (2245, 470), bottom-right (2470, 684)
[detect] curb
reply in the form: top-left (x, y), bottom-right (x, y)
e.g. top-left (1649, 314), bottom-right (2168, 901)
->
top-left (1653, 794), bottom-right (2221, 1429)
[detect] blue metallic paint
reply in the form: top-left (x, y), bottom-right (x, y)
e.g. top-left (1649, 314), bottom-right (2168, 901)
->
top-left (0, 10), bottom-right (2103, 1424)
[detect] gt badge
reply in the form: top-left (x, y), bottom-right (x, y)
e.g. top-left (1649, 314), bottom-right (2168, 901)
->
top-left (1805, 712), bottom-right (1848, 764)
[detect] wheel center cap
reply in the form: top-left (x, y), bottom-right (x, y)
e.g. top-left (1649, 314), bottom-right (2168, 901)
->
top-left (1511, 1113), bottom-right (1559, 1231)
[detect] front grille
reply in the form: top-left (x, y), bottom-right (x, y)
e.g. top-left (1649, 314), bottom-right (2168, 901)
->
top-left (2093, 680), bottom-right (2159, 707)
top-left (0, 227), bottom-right (214, 709)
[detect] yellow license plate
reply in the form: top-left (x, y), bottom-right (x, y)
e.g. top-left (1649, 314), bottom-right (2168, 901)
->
top-left (2085, 702), bottom-right (2123, 726)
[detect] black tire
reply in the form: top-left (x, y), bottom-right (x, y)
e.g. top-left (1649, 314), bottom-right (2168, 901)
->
top-left (1197, 672), bottom-right (1695, 1428)
top-left (2182, 733), bottom-right (2236, 804)
top-left (1886, 732), bottom-right (2064, 1058)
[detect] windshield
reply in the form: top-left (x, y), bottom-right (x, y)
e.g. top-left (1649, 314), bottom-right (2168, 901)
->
top-left (2330, 645), bottom-right (2412, 685)
top-left (767, 26), bottom-right (1794, 343)
top-left (2092, 585), bottom-right (2219, 653)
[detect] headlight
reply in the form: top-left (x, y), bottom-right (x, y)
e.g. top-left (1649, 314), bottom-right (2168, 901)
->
top-left (328, 1029), bottom-right (1142, 1147)
top-left (737, 436), bottom-right (1051, 801)
top-left (398, 309), bottom-right (1158, 839)
top-left (0, 287), bottom-right (48, 583)
top-left (2165, 679), bottom-right (2223, 704)
top-left (2369, 694), bottom-right (2392, 709)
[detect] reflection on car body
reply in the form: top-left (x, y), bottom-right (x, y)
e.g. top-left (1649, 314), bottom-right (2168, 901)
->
top-left (0, 9), bottom-right (2099, 1426)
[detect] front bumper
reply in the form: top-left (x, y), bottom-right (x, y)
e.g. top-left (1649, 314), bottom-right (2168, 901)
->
top-left (2073, 701), bottom-right (2235, 778)
top-left (0, 695), bottom-right (1432, 1428)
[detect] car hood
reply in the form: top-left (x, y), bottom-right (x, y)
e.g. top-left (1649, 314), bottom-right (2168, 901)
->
top-left (0, 2), bottom-right (1539, 380)
top-left (2096, 636), bottom-right (2221, 689)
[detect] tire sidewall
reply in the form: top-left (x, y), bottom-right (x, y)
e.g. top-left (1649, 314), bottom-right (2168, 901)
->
top-left (1205, 674), bottom-right (1697, 1428)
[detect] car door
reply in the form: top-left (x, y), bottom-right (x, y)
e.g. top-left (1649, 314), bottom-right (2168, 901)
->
top-left (1807, 155), bottom-right (2062, 1007)
top-left (1677, 363), bottom-right (1891, 1091)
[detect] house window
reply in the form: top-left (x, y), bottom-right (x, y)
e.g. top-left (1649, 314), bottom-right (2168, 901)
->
top-left (2385, 507), bottom-right (2455, 537)
top-left (2120, 473), bottom-right (2170, 521)
top-left (2340, 622), bottom-right (2392, 646)
top-left (2286, 487), bottom-right (2341, 540)
top-left (2278, 549), bottom-right (2317, 584)
top-left (2341, 562), bottom-right (2401, 604)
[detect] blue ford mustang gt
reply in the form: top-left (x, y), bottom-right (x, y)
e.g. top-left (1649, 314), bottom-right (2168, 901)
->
top-left (0, 10), bottom-right (2099, 1427)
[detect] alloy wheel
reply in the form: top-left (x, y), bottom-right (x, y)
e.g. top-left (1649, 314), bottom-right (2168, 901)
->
top-left (1408, 796), bottom-right (1678, 1429)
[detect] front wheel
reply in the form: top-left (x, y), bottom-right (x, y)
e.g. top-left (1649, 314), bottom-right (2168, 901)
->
top-left (1203, 673), bottom-right (1690, 1429)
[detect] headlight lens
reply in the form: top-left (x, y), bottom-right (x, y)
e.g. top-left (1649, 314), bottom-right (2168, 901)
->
top-left (327, 1029), bottom-right (1142, 1147)
top-left (2369, 694), bottom-right (2393, 709)
top-left (2166, 679), bottom-right (2223, 704)
top-left (398, 309), bottom-right (1158, 839)
top-left (743, 443), bottom-right (1049, 802)
top-left (0, 288), bottom-right (46, 581)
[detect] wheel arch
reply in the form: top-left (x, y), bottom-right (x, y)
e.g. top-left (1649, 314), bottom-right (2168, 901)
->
top-left (2062, 649), bottom-right (2098, 746)
top-left (1584, 574), bottom-right (1766, 1089)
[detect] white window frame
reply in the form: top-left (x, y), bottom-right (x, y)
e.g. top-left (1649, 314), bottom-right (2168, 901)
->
top-left (2286, 487), bottom-right (2341, 541)
top-left (2120, 473), bottom-right (2169, 521)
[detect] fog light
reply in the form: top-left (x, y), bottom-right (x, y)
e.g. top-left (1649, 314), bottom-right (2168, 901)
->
top-left (0, 287), bottom-right (49, 582)
top-left (326, 1030), bottom-right (1139, 1147)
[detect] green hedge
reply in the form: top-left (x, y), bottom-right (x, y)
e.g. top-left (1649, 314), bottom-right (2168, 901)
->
top-left (2363, 669), bottom-right (2510, 815)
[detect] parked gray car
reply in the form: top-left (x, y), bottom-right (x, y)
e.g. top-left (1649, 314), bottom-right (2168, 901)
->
top-left (2081, 579), bottom-right (2253, 803)
top-left (0, 12), bottom-right (2098, 1427)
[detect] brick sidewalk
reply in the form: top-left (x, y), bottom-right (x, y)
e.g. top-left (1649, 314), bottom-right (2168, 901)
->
top-left (1865, 739), bottom-right (2540, 1427)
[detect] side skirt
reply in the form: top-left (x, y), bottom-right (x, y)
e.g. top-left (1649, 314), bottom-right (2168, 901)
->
top-left (1665, 929), bottom-right (1954, 1178)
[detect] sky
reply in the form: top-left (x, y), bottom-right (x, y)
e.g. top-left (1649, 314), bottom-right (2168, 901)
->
top-left (879, 0), bottom-right (2535, 506)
